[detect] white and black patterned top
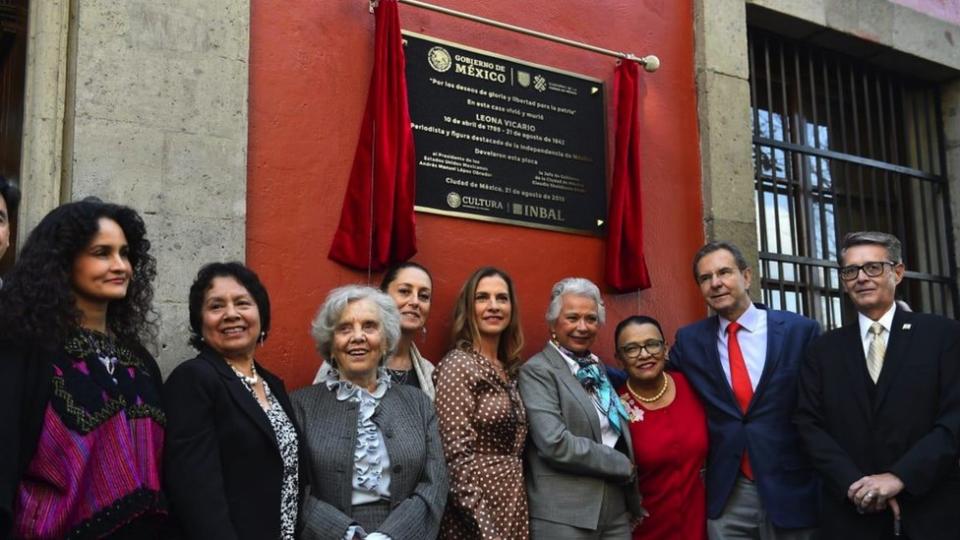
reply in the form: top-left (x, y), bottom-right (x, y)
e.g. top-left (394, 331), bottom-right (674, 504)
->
top-left (239, 378), bottom-right (300, 540)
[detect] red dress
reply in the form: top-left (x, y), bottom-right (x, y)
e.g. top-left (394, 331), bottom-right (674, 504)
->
top-left (619, 372), bottom-right (708, 540)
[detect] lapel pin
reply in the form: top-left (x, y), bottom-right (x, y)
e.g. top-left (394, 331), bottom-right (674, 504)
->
top-left (902, 323), bottom-right (912, 330)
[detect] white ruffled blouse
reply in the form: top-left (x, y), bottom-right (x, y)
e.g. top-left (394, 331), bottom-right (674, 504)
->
top-left (320, 367), bottom-right (393, 504)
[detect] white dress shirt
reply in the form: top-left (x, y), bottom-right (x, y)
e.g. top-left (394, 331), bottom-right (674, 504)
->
top-left (717, 303), bottom-right (768, 391)
top-left (857, 302), bottom-right (896, 359)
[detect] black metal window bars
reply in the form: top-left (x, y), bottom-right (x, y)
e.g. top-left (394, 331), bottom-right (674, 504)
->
top-left (748, 29), bottom-right (958, 329)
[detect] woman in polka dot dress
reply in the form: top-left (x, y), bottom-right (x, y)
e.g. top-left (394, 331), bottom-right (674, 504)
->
top-left (434, 267), bottom-right (529, 540)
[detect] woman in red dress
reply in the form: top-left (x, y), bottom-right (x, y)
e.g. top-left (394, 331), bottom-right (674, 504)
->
top-left (615, 315), bottom-right (708, 540)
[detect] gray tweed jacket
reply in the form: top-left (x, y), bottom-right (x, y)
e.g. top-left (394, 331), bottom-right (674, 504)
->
top-left (292, 381), bottom-right (448, 540)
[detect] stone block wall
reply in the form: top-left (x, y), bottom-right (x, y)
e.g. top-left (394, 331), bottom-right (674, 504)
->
top-left (21, 1), bottom-right (251, 373)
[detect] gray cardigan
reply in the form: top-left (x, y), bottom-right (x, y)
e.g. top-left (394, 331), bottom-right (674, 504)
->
top-left (292, 381), bottom-right (448, 540)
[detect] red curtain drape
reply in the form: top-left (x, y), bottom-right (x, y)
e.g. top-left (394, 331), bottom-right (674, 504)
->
top-left (328, 0), bottom-right (417, 271)
top-left (605, 61), bottom-right (652, 292)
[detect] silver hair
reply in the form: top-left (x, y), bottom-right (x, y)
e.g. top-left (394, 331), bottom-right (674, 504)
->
top-left (840, 231), bottom-right (903, 264)
top-left (310, 285), bottom-right (401, 367)
top-left (545, 277), bottom-right (606, 326)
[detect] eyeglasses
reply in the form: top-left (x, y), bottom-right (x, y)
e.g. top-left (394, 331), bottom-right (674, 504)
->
top-left (619, 340), bottom-right (665, 359)
top-left (839, 261), bottom-right (896, 281)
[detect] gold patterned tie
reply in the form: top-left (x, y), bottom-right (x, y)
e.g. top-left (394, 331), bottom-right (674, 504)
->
top-left (866, 322), bottom-right (886, 383)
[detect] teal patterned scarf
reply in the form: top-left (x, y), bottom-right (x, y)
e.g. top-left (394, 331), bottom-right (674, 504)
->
top-left (554, 342), bottom-right (629, 435)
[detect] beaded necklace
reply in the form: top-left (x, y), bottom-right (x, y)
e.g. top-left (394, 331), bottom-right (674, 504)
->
top-left (626, 372), bottom-right (670, 403)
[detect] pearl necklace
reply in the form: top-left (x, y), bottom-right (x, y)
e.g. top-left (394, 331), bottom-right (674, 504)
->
top-left (627, 372), bottom-right (669, 403)
top-left (229, 361), bottom-right (260, 386)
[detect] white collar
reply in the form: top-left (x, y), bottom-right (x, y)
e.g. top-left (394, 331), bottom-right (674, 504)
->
top-left (719, 302), bottom-right (761, 335)
top-left (550, 340), bottom-right (599, 369)
top-left (858, 302), bottom-right (897, 341)
top-left (319, 363), bottom-right (391, 401)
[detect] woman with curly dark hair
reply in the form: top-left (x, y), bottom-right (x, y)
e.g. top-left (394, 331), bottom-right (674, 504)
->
top-left (0, 198), bottom-right (167, 539)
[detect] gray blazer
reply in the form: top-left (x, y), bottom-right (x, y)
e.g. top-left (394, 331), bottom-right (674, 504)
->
top-left (292, 382), bottom-right (449, 540)
top-left (519, 344), bottom-right (643, 530)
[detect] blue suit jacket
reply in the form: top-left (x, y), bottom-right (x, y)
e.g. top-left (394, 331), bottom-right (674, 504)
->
top-left (670, 305), bottom-right (820, 528)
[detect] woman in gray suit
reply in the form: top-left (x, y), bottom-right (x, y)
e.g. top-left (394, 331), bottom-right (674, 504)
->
top-left (293, 285), bottom-right (448, 540)
top-left (518, 277), bottom-right (646, 539)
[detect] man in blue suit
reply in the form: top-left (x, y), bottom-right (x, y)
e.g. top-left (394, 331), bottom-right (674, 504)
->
top-left (671, 241), bottom-right (820, 539)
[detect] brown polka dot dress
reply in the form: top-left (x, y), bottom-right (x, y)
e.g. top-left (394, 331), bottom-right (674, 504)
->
top-left (434, 348), bottom-right (529, 540)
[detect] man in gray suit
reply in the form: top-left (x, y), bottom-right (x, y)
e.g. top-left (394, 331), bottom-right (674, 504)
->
top-left (519, 278), bottom-right (644, 539)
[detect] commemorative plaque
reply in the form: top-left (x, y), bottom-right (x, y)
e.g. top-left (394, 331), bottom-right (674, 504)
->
top-left (404, 32), bottom-right (607, 235)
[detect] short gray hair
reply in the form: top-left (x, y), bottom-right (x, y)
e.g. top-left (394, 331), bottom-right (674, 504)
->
top-left (310, 285), bottom-right (401, 366)
top-left (545, 277), bottom-right (605, 326)
top-left (840, 231), bottom-right (903, 264)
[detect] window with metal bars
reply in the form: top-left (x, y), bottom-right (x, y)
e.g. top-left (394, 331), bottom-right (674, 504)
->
top-left (748, 28), bottom-right (958, 329)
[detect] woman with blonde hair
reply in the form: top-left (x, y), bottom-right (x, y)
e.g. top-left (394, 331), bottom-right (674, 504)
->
top-left (434, 266), bottom-right (529, 539)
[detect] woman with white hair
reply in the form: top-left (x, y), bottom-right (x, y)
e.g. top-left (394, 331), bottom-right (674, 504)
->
top-left (314, 262), bottom-right (437, 400)
top-left (293, 285), bottom-right (448, 540)
top-left (518, 277), bottom-right (646, 539)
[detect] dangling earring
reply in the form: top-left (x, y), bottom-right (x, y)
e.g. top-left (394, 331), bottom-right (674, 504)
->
top-left (257, 331), bottom-right (266, 346)
top-left (420, 326), bottom-right (428, 343)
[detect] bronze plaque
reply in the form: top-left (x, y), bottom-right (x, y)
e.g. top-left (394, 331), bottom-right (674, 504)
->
top-left (404, 32), bottom-right (606, 235)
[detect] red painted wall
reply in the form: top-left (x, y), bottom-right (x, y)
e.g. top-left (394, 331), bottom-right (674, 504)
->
top-left (247, 0), bottom-right (705, 389)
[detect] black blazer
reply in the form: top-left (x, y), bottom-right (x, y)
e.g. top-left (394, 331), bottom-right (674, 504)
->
top-left (795, 309), bottom-right (960, 539)
top-left (0, 340), bottom-right (55, 539)
top-left (163, 347), bottom-right (301, 540)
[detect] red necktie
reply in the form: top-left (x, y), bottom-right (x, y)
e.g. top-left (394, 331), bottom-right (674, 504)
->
top-left (727, 321), bottom-right (754, 480)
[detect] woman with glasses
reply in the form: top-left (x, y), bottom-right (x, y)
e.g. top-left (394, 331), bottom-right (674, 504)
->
top-left (614, 315), bottom-right (707, 540)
